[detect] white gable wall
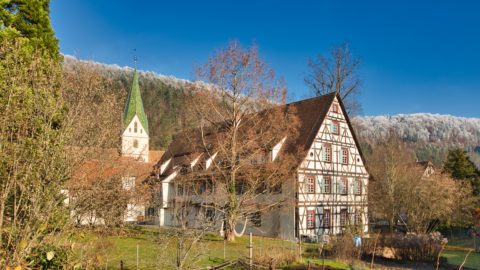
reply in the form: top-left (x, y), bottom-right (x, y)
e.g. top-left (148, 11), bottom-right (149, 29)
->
top-left (297, 96), bottom-right (369, 238)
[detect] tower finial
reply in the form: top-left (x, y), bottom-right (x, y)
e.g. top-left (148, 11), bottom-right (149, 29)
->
top-left (133, 48), bottom-right (137, 69)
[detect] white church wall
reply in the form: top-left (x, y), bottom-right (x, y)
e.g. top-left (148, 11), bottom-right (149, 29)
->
top-left (122, 115), bottom-right (149, 162)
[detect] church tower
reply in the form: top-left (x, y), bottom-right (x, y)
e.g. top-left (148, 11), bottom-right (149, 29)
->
top-left (122, 69), bottom-right (149, 162)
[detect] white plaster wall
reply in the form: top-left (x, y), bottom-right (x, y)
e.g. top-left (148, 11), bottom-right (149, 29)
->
top-left (122, 115), bottom-right (149, 162)
top-left (125, 204), bottom-right (146, 222)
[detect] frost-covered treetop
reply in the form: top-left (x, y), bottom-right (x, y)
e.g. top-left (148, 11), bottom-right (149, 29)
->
top-left (353, 113), bottom-right (480, 147)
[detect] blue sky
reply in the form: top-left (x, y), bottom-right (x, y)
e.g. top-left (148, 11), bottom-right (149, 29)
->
top-left (51, 0), bottom-right (480, 117)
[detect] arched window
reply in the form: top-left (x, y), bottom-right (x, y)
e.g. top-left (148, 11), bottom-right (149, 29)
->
top-left (133, 139), bottom-right (138, 148)
top-left (134, 122), bottom-right (138, 133)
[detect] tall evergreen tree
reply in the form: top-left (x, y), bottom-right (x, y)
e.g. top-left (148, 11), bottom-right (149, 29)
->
top-left (444, 148), bottom-right (480, 196)
top-left (0, 0), bottom-right (66, 266)
top-left (0, 0), bottom-right (59, 59)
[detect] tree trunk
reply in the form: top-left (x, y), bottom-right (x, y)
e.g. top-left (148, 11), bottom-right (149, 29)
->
top-left (225, 218), bottom-right (236, 241)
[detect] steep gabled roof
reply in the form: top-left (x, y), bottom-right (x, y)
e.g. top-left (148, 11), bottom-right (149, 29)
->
top-left (123, 70), bottom-right (149, 134)
top-left (156, 92), bottom-right (367, 173)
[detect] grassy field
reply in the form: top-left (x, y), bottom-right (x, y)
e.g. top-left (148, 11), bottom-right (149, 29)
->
top-left (66, 227), bottom-right (343, 269)
top-left (442, 250), bottom-right (480, 269)
top-left (68, 227), bottom-right (480, 269)
top-left (443, 237), bottom-right (480, 269)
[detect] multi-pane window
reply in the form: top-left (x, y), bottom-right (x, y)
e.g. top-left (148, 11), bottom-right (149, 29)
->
top-left (322, 209), bottom-right (331, 228)
top-left (341, 148), bottom-right (349, 164)
top-left (354, 178), bottom-right (362, 195)
top-left (340, 209), bottom-right (348, 227)
top-left (306, 175), bottom-right (315, 193)
top-left (339, 177), bottom-right (348, 195)
top-left (331, 121), bottom-right (340, 135)
top-left (122, 176), bottom-right (136, 191)
top-left (133, 139), bottom-right (139, 148)
top-left (332, 103), bottom-right (339, 113)
top-left (355, 210), bottom-right (362, 225)
top-left (322, 176), bottom-right (332, 194)
top-left (249, 211), bottom-right (262, 227)
top-left (206, 208), bottom-right (215, 221)
top-left (307, 210), bottom-right (315, 229)
top-left (323, 144), bottom-right (332, 162)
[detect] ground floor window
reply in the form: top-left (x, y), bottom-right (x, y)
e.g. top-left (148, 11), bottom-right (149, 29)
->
top-left (322, 209), bottom-right (331, 228)
top-left (355, 210), bottom-right (363, 225)
top-left (354, 178), bottom-right (362, 195)
top-left (147, 207), bottom-right (155, 216)
top-left (339, 177), bottom-right (348, 195)
top-left (307, 210), bottom-right (315, 229)
top-left (205, 208), bottom-right (215, 221)
top-left (340, 209), bottom-right (348, 226)
top-left (249, 211), bottom-right (262, 227)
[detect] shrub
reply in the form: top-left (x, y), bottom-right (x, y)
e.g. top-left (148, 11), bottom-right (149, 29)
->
top-left (390, 232), bottom-right (447, 262)
top-left (254, 246), bottom-right (300, 268)
top-left (27, 244), bottom-right (70, 270)
top-left (329, 233), bottom-right (361, 261)
top-left (363, 232), bottom-right (447, 262)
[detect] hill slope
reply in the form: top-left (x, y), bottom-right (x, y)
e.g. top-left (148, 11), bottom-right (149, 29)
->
top-left (352, 114), bottom-right (480, 166)
top-left (63, 56), bottom-right (480, 167)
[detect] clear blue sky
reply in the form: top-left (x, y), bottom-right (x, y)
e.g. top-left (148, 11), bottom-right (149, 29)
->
top-left (51, 0), bottom-right (480, 117)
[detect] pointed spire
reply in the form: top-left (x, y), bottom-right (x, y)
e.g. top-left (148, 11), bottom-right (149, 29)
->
top-left (123, 69), bottom-right (149, 134)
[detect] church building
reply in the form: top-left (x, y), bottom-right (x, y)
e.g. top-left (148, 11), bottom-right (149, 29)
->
top-left (122, 70), bottom-right (150, 162)
top-left (69, 69), bottom-right (162, 225)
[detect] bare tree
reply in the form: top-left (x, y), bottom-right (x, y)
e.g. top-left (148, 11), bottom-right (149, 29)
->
top-left (367, 133), bottom-right (418, 232)
top-left (62, 56), bottom-right (125, 163)
top-left (368, 132), bottom-right (475, 234)
top-left (63, 60), bottom-right (150, 228)
top-left (305, 43), bottom-right (361, 114)
top-left (403, 172), bottom-right (473, 233)
top-left (156, 174), bottom-right (218, 269)
top-left (178, 41), bottom-right (300, 241)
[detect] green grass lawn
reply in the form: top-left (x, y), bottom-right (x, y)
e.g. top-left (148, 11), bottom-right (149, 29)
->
top-left (444, 236), bottom-right (480, 269)
top-left (441, 250), bottom-right (480, 269)
top-left (66, 227), bottom-right (335, 269)
top-left (448, 238), bottom-right (477, 249)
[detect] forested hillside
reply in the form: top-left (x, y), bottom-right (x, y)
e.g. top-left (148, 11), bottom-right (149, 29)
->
top-left (63, 56), bottom-right (480, 167)
top-left (64, 55), bottom-right (192, 148)
top-left (352, 115), bottom-right (480, 166)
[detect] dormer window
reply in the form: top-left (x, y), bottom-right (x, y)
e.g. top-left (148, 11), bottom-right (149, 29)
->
top-left (134, 122), bottom-right (138, 133)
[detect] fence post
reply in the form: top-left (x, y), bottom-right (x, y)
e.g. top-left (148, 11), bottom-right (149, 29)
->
top-left (136, 243), bottom-right (139, 270)
top-left (474, 229), bottom-right (477, 252)
top-left (223, 238), bottom-right (226, 260)
top-left (120, 260), bottom-right (124, 270)
top-left (249, 232), bottom-right (253, 269)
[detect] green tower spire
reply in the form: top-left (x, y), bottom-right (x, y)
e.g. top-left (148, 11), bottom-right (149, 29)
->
top-left (123, 69), bottom-right (149, 134)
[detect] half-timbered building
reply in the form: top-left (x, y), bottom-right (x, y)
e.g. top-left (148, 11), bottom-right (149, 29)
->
top-left (154, 92), bottom-right (369, 241)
